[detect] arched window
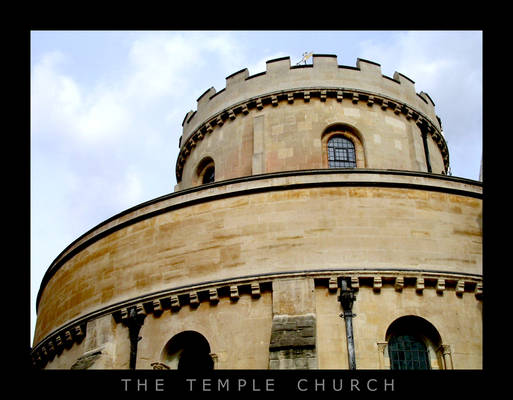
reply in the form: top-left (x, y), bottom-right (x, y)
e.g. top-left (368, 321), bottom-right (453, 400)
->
top-left (160, 331), bottom-right (214, 370)
top-left (385, 315), bottom-right (445, 370)
top-left (388, 334), bottom-right (430, 370)
top-left (327, 135), bottom-right (357, 168)
top-left (196, 157), bottom-right (215, 186)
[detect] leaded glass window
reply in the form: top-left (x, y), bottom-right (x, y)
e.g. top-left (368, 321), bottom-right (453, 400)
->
top-left (327, 136), bottom-right (356, 168)
top-left (388, 335), bottom-right (430, 370)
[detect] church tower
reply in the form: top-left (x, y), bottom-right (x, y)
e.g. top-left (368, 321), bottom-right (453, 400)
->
top-left (32, 55), bottom-right (482, 370)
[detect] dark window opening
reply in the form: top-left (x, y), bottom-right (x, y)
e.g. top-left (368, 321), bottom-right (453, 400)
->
top-left (202, 166), bottom-right (215, 184)
top-left (327, 135), bottom-right (356, 168)
top-left (162, 331), bottom-right (214, 371)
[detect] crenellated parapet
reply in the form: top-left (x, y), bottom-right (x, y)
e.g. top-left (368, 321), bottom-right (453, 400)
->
top-left (176, 54), bottom-right (449, 182)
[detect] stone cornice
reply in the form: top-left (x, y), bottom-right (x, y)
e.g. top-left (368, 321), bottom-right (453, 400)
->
top-left (31, 268), bottom-right (482, 368)
top-left (175, 86), bottom-right (450, 182)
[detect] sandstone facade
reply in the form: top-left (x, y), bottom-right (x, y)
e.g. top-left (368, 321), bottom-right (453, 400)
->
top-left (32, 55), bottom-right (482, 370)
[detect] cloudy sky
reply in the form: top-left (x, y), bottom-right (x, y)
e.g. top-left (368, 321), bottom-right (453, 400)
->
top-left (30, 30), bottom-right (482, 344)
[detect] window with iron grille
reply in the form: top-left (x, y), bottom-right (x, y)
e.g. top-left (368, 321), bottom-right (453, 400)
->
top-left (388, 334), bottom-right (430, 370)
top-left (327, 135), bottom-right (356, 168)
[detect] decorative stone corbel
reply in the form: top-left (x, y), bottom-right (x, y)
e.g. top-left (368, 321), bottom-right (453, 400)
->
top-left (416, 277), bottom-right (425, 293)
top-left (251, 282), bottom-right (261, 298)
top-left (373, 276), bottom-right (382, 292)
top-left (394, 276), bottom-right (404, 292)
top-left (456, 280), bottom-right (465, 296)
top-left (189, 292), bottom-right (200, 308)
top-left (209, 288), bottom-right (219, 304)
top-left (328, 277), bottom-right (338, 292)
top-left (351, 276), bottom-right (359, 290)
top-left (170, 295), bottom-right (181, 311)
top-left (230, 285), bottom-right (240, 301)
top-left (436, 279), bottom-right (446, 294)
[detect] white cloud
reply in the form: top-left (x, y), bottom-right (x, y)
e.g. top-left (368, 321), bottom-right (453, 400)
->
top-left (357, 31), bottom-right (482, 179)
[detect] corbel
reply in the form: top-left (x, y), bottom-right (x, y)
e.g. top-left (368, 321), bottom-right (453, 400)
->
top-left (189, 292), bottom-right (200, 308)
top-left (328, 277), bottom-right (338, 292)
top-left (152, 299), bottom-right (163, 315)
top-left (352, 92), bottom-right (359, 104)
top-left (393, 103), bottom-right (402, 114)
top-left (367, 95), bottom-right (374, 106)
top-left (73, 324), bottom-right (85, 341)
top-left (406, 109), bottom-right (413, 120)
top-left (416, 277), bottom-right (425, 293)
top-left (209, 288), bottom-right (219, 304)
top-left (320, 90), bottom-right (327, 102)
top-left (256, 98), bottom-right (263, 110)
top-left (287, 93), bottom-right (294, 104)
top-left (54, 335), bottom-right (64, 353)
top-left (216, 116), bottom-right (224, 127)
top-left (381, 99), bottom-right (388, 110)
top-left (351, 276), bottom-right (359, 290)
top-left (228, 109), bottom-right (236, 120)
top-left (241, 104), bottom-right (249, 114)
top-left (303, 91), bottom-right (310, 102)
top-left (64, 330), bottom-right (74, 348)
top-left (373, 276), bottom-right (382, 292)
top-left (251, 282), bottom-right (261, 298)
top-left (456, 280), bottom-right (465, 296)
top-left (436, 279), bottom-right (446, 294)
top-left (336, 91), bottom-right (343, 102)
top-left (205, 122), bottom-right (214, 134)
top-left (394, 276), bottom-right (404, 292)
top-left (170, 295), bottom-right (181, 311)
top-left (230, 285), bottom-right (240, 301)
top-left (271, 95), bottom-right (278, 106)
top-left (475, 282), bottom-right (483, 299)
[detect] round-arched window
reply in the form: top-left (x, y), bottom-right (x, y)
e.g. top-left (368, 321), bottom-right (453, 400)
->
top-left (327, 135), bottom-right (356, 168)
top-left (385, 315), bottom-right (444, 370)
top-left (161, 331), bottom-right (214, 370)
top-left (195, 157), bottom-right (215, 186)
top-left (388, 334), bottom-right (430, 370)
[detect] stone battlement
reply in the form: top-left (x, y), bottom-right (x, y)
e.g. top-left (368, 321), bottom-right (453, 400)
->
top-left (180, 55), bottom-right (441, 148)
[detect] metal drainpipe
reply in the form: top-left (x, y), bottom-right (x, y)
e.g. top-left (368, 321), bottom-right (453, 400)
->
top-left (338, 279), bottom-right (357, 370)
top-left (126, 306), bottom-right (146, 370)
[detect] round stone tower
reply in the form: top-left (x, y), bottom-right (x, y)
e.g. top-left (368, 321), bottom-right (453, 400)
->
top-left (32, 55), bottom-right (482, 370)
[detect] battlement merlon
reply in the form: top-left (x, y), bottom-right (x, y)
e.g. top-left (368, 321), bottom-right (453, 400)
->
top-left (180, 55), bottom-right (442, 146)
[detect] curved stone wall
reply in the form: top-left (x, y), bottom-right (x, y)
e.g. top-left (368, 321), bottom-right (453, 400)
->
top-left (34, 171), bottom-right (482, 349)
